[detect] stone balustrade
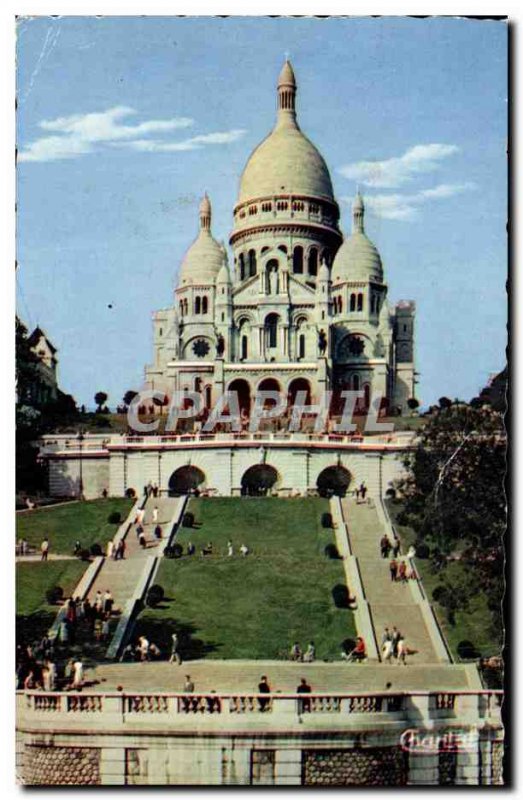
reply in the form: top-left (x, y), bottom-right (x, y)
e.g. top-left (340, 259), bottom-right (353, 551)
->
top-left (19, 689), bottom-right (502, 727)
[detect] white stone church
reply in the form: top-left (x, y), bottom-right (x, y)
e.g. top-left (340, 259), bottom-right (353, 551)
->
top-left (145, 60), bottom-right (416, 416)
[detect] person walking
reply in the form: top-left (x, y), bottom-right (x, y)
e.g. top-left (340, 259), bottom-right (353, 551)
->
top-left (40, 538), bottom-right (49, 561)
top-left (154, 524), bottom-right (162, 540)
top-left (398, 561), bottom-right (408, 582)
top-left (72, 659), bottom-right (84, 690)
top-left (296, 678), bottom-right (312, 714)
top-left (258, 675), bottom-right (271, 712)
top-left (389, 559), bottom-right (398, 581)
top-left (139, 532), bottom-right (147, 549)
top-left (391, 627), bottom-right (402, 658)
top-left (106, 540), bottom-right (114, 560)
top-left (392, 539), bottom-right (401, 558)
top-left (169, 633), bottom-right (182, 665)
top-left (103, 589), bottom-right (113, 616)
top-left (397, 637), bottom-right (407, 665)
top-left (359, 482), bottom-right (367, 501)
top-left (382, 638), bottom-right (394, 662)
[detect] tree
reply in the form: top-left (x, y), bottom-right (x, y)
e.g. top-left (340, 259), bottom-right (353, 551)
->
top-left (407, 397), bottom-right (420, 411)
top-left (123, 390), bottom-right (138, 407)
top-left (398, 402), bottom-right (506, 632)
top-left (438, 396), bottom-right (452, 409)
top-left (94, 391), bottom-right (108, 412)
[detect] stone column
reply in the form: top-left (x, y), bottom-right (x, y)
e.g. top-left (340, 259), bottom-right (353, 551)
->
top-left (100, 747), bottom-right (126, 786)
top-left (274, 748), bottom-right (302, 786)
top-left (407, 752), bottom-right (439, 785)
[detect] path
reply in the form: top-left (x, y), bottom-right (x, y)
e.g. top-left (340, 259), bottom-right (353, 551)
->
top-left (86, 496), bottom-right (179, 612)
top-left (341, 498), bottom-right (447, 664)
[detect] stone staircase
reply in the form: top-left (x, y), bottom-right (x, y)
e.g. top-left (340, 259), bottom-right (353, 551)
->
top-left (86, 496), bottom-right (177, 611)
top-left (341, 498), bottom-right (448, 664)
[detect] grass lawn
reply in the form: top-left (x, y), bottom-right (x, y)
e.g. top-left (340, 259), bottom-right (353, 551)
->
top-left (16, 560), bottom-right (88, 644)
top-left (135, 497), bottom-right (356, 661)
top-left (386, 500), bottom-right (503, 660)
top-left (16, 498), bottom-right (133, 555)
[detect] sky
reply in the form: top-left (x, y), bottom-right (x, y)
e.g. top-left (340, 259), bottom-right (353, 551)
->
top-left (16, 16), bottom-right (507, 409)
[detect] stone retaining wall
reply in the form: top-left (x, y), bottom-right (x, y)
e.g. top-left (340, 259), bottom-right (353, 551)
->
top-left (23, 745), bottom-right (101, 786)
top-left (302, 747), bottom-right (408, 785)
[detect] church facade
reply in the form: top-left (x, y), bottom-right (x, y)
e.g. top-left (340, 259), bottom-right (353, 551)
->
top-left (145, 61), bottom-right (416, 417)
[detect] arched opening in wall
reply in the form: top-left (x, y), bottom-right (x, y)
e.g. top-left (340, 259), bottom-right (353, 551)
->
top-left (363, 383), bottom-right (371, 410)
top-left (316, 465), bottom-right (352, 498)
top-left (241, 335), bottom-right (248, 360)
top-left (239, 254), bottom-right (245, 280)
top-left (241, 464), bottom-right (279, 496)
top-left (350, 294), bottom-right (356, 312)
top-left (266, 259), bottom-right (279, 293)
top-left (228, 378), bottom-right (251, 416)
top-left (202, 297), bottom-right (208, 314)
top-left (195, 296), bottom-right (201, 315)
top-left (248, 249), bottom-right (257, 276)
top-left (258, 377), bottom-right (281, 410)
top-left (298, 333), bottom-right (306, 359)
top-left (357, 293), bottom-right (363, 312)
top-left (293, 245), bottom-right (303, 274)
top-left (264, 313), bottom-right (279, 349)
top-left (288, 377), bottom-right (311, 407)
top-left (194, 377), bottom-right (202, 392)
top-left (308, 247), bottom-right (318, 276)
top-left (168, 466), bottom-right (206, 496)
top-left (204, 385), bottom-right (212, 408)
top-left (278, 244), bottom-right (288, 254)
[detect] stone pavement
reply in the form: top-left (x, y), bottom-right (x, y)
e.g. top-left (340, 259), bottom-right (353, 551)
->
top-left (86, 496), bottom-right (178, 611)
top-left (341, 498), bottom-right (443, 663)
top-left (88, 659), bottom-right (480, 694)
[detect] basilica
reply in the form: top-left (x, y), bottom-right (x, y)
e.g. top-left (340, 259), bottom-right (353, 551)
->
top-left (145, 60), bottom-right (416, 416)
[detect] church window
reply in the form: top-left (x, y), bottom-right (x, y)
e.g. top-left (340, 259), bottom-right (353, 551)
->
top-left (293, 245), bottom-right (303, 273)
top-left (195, 296), bottom-right (201, 315)
top-left (159, 327), bottom-right (163, 336)
top-left (278, 244), bottom-right (288, 253)
top-left (322, 311), bottom-right (325, 320)
top-left (352, 374), bottom-right (360, 391)
top-left (403, 324), bottom-right (408, 332)
top-left (239, 254), bottom-right (245, 280)
top-left (298, 334), bottom-right (305, 359)
top-left (350, 293), bottom-right (356, 312)
top-left (205, 385), bottom-right (212, 407)
top-left (265, 314), bottom-right (279, 348)
top-left (308, 247), bottom-right (318, 276)
top-left (202, 297), bottom-right (208, 314)
top-left (192, 339), bottom-right (210, 358)
top-left (241, 335), bottom-right (248, 360)
top-left (194, 377), bottom-right (202, 392)
top-left (262, 246), bottom-right (270, 254)
top-left (357, 293), bottom-right (363, 312)
top-left (221, 313), bottom-right (224, 322)
top-left (248, 249), bottom-right (257, 276)
top-left (364, 383), bottom-right (371, 408)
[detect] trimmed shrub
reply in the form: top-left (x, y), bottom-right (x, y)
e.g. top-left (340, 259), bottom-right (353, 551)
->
top-left (79, 549), bottom-right (91, 562)
top-left (432, 585), bottom-right (448, 604)
top-left (125, 487), bottom-right (136, 498)
top-left (182, 512), bottom-right (194, 528)
top-left (163, 546), bottom-right (175, 559)
top-left (341, 637), bottom-right (356, 656)
top-left (172, 543), bottom-right (183, 558)
top-left (385, 487), bottom-right (396, 499)
top-left (90, 543), bottom-right (103, 557)
top-left (146, 584), bottom-right (165, 608)
top-left (415, 542), bottom-right (430, 559)
top-left (332, 584), bottom-right (349, 609)
top-left (45, 586), bottom-right (64, 605)
top-left (324, 543), bottom-right (341, 559)
top-left (107, 511), bottom-right (121, 525)
top-left (321, 512), bottom-right (333, 529)
top-left (457, 640), bottom-right (479, 660)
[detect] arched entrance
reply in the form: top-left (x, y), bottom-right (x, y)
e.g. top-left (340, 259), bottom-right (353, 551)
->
top-left (168, 466), bottom-right (206, 496)
top-left (257, 377), bottom-right (281, 410)
top-left (241, 464), bottom-right (279, 496)
top-left (316, 465), bottom-right (352, 498)
top-left (228, 379), bottom-right (251, 416)
top-left (288, 377), bottom-right (312, 407)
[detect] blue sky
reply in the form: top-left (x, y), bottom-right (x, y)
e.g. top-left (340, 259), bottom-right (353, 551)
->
top-left (16, 16), bottom-right (507, 409)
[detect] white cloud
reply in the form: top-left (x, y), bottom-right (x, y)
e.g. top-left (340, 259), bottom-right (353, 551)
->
top-left (18, 107), bottom-right (245, 162)
top-left (339, 143), bottom-right (460, 189)
top-left (122, 129), bottom-right (247, 153)
top-left (342, 182), bottom-right (476, 221)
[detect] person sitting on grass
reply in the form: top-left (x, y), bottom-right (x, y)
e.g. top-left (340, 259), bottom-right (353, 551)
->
top-left (201, 542), bottom-right (213, 557)
top-left (303, 642), bottom-right (316, 663)
top-left (240, 543), bottom-right (250, 557)
top-left (290, 642), bottom-right (302, 661)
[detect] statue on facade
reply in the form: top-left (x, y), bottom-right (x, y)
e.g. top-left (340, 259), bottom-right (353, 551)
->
top-left (216, 334), bottom-right (225, 357)
top-left (318, 329), bottom-right (327, 355)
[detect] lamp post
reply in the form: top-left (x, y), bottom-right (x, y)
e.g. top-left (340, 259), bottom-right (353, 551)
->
top-left (77, 429), bottom-right (85, 500)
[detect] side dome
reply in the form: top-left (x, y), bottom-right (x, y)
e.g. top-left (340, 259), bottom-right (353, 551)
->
top-left (178, 194), bottom-right (223, 286)
top-left (332, 193), bottom-right (384, 284)
top-left (237, 60), bottom-right (335, 204)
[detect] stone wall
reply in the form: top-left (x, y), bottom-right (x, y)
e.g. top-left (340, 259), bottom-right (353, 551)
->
top-left (302, 747), bottom-right (408, 786)
top-left (23, 745), bottom-right (101, 786)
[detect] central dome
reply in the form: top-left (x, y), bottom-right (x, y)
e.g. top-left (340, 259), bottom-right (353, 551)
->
top-left (237, 61), bottom-right (335, 205)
